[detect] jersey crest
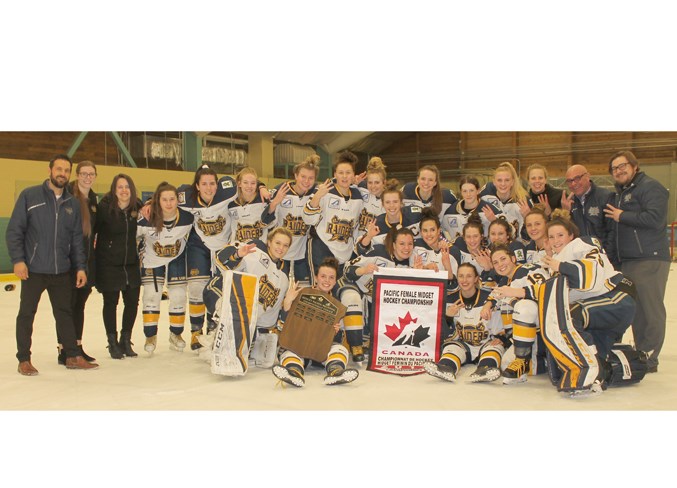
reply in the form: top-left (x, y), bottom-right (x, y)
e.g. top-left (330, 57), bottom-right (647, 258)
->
top-left (358, 207), bottom-right (375, 232)
top-left (328, 197), bottom-right (341, 209)
top-left (236, 222), bottom-right (265, 242)
top-left (281, 197), bottom-right (293, 208)
top-left (153, 239), bottom-right (182, 258)
top-left (196, 215), bottom-right (226, 236)
top-left (456, 321), bottom-right (488, 347)
top-left (258, 274), bottom-right (280, 311)
top-left (326, 215), bottom-right (355, 243)
top-left (283, 213), bottom-right (308, 236)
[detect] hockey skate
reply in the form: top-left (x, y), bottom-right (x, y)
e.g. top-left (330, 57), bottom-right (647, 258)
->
top-left (469, 365), bottom-right (502, 383)
top-left (144, 335), bottom-right (157, 355)
top-left (190, 330), bottom-right (203, 351)
top-left (323, 364), bottom-right (359, 386)
top-left (423, 361), bottom-right (456, 382)
top-left (198, 329), bottom-right (215, 349)
top-left (502, 357), bottom-right (530, 385)
top-left (169, 333), bottom-right (186, 352)
top-left (350, 345), bottom-right (365, 363)
top-left (272, 365), bottom-right (305, 388)
top-left (567, 380), bottom-right (605, 398)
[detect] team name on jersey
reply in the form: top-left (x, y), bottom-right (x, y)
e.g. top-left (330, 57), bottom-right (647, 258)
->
top-left (197, 215), bottom-right (227, 236)
top-left (283, 214), bottom-right (308, 236)
top-left (258, 274), bottom-right (280, 311)
top-left (358, 208), bottom-right (376, 232)
top-left (456, 321), bottom-right (488, 347)
top-left (153, 239), bottom-right (182, 258)
top-left (236, 222), bottom-right (265, 242)
top-left (326, 215), bottom-right (355, 243)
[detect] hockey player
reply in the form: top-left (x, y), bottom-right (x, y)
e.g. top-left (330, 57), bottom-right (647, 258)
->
top-left (356, 182), bottom-right (422, 250)
top-left (401, 165), bottom-right (457, 238)
top-left (303, 151), bottom-right (364, 283)
top-left (342, 227), bottom-right (421, 362)
top-left (209, 227), bottom-right (293, 368)
top-left (523, 206), bottom-right (549, 265)
top-left (353, 156), bottom-right (388, 240)
top-left (263, 154), bottom-right (319, 283)
top-left (412, 207), bottom-right (457, 282)
top-left (480, 162), bottom-right (532, 239)
top-left (442, 175), bottom-right (502, 240)
top-left (272, 257), bottom-right (360, 387)
top-left (424, 263), bottom-right (508, 383)
top-left (227, 167), bottom-right (274, 245)
top-left (488, 245), bottom-right (550, 384)
top-left (137, 182), bottom-right (195, 355)
top-left (449, 217), bottom-right (493, 288)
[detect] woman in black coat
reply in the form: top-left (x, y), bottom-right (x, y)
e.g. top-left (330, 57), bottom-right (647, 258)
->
top-left (94, 174), bottom-right (142, 359)
top-left (58, 161), bottom-right (98, 364)
top-left (526, 163), bottom-right (563, 217)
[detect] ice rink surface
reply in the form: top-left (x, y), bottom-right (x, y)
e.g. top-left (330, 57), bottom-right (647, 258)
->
top-left (2, 264), bottom-right (676, 487)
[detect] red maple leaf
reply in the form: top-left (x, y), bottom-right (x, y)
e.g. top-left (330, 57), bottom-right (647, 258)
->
top-left (384, 311), bottom-right (418, 341)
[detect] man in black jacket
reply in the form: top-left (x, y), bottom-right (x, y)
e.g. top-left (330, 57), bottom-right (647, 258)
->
top-left (6, 154), bottom-right (99, 375)
top-left (604, 151), bottom-right (670, 373)
top-left (561, 164), bottom-right (617, 268)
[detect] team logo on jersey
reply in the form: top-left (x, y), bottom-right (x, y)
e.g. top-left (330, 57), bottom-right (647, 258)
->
top-left (259, 254), bottom-right (270, 268)
top-left (221, 180), bottom-right (234, 189)
top-left (358, 208), bottom-right (374, 232)
top-left (514, 249), bottom-right (525, 262)
top-left (197, 215), bottom-right (226, 236)
top-left (448, 216), bottom-right (457, 228)
top-left (281, 198), bottom-right (293, 208)
top-left (588, 206), bottom-right (600, 217)
top-left (178, 192), bottom-right (186, 204)
top-left (456, 322), bottom-right (487, 347)
top-left (417, 250), bottom-right (428, 260)
top-left (410, 206), bottom-right (421, 213)
top-left (153, 239), bottom-right (182, 258)
top-left (258, 274), bottom-right (280, 311)
top-left (236, 222), bottom-right (264, 243)
top-left (283, 214), bottom-right (308, 236)
top-left (190, 268), bottom-right (200, 276)
top-left (623, 194), bottom-right (632, 203)
top-left (362, 193), bottom-right (370, 202)
top-left (326, 216), bottom-right (355, 243)
top-left (328, 197), bottom-right (340, 209)
top-left (229, 209), bottom-right (238, 218)
top-left (375, 259), bottom-right (388, 268)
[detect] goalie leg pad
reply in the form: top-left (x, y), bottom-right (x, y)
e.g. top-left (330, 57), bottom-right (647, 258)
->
top-left (250, 330), bottom-right (279, 368)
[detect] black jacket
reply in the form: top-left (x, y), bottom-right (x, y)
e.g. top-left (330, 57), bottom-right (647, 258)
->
top-left (528, 183), bottom-right (563, 212)
top-left (611, 171), bottom-right (670, 263)
top-left (569, 181), bottom-right (618, 268)
top-left (94, 195), bottom-right (142, 292)
top-left (68, 181), bottom-right (98, 284)
top-left (6, 180), bottom-right (85, 275)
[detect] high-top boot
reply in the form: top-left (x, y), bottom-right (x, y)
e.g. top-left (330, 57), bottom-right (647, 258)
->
top-left (107, 333), bottom-right (124, 359)
top-left (119, 330), bottom-right (138, 358)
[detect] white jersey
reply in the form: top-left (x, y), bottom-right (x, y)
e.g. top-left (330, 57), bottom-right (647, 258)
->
top-left (303, 186), bottom-right (364, 263)
top-left (480, 182), bottom-right (532, 239)
top-left (442, 198), bottom-right (502, 241)
top-left (368, 206), bottom-right (423, 247)
top-left (228, 194), bottom-right (273, 245)
top-left (413, 238), bottom-right (459, 277)
top-left (137, 208), bottom-right (194, 269)
top-left (266, 182), bottom-right (317, 261)
top-left (342, 245), bottom-right (412, 300)
top-left (494, 263), bottom-right (550, 330)
top-left (177, 176), bottom-right (239, 251)
top-left (446, 289), bottom-right (504, 359)
top-left (553, 236), bottom-right (623, 302)
top-left (402, 182), bottom-right (457, 239)
top-left (214, 240), bottom-right (290, 329)
top-left (524, 240), bottom-right (547, 265)
top-left (355, 187), bottom-right (385, 240)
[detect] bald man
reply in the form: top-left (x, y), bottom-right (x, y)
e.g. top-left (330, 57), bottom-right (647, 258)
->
top-left (561, 164), bottom-right (617, 267)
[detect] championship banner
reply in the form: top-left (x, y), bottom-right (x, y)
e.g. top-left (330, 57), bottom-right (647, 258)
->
top-left (368, 268), bottom-right (447, 376)
top-left (211, 270), bottom-right (260, 376)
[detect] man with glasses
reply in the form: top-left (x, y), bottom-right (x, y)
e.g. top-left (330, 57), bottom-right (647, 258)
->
top-left (560, 164), bottom-right (617, 267)
top-left (603, 150), bottom-right (669, 373)
top-left (6, 154), bottom-right (100, 375)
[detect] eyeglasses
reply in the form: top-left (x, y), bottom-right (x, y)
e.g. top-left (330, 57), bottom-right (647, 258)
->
top-left (564, 173), bottom-right (588, 185)
top-left (610, 162), bottom-right (630, 174)
top-left (78, 172), bottom-right (96, 179)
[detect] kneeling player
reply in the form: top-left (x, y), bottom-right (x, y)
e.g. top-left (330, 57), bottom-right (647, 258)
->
top-left (424, 263), bottom-right (508, 383)
top-left (273, 257), bottom-right (359, 387)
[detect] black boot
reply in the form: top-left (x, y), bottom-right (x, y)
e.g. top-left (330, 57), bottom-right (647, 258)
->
top-left (107, 333), bottom-right (124, 359)
top-left (78, 344), bottom-right (96, 362)
top-left (57, 345), bottom-right (66, 366)
top-left (119, 330), bottom-right (138, 358)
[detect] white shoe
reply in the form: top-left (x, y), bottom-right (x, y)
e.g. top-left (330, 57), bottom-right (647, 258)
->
top-left (169, 333), bottom-right (186, 352)
top-left (423, 361), bottom-right (456, 382)
top-left (144, 335), bottom-right (157, 354)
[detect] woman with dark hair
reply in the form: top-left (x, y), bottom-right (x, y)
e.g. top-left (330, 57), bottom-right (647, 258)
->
top-left (442, 175), bottom-right (501, 240)
top-left (412, 207), bottom-right (456, 281)
top-left (401, 165), bottom-right (457, 233)
top-left (137, 182), bottom-right (194, 355)
top-left (95, 174), bottom-right (142, 358)
top-left (57, 161), bottom-right (98, 364)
